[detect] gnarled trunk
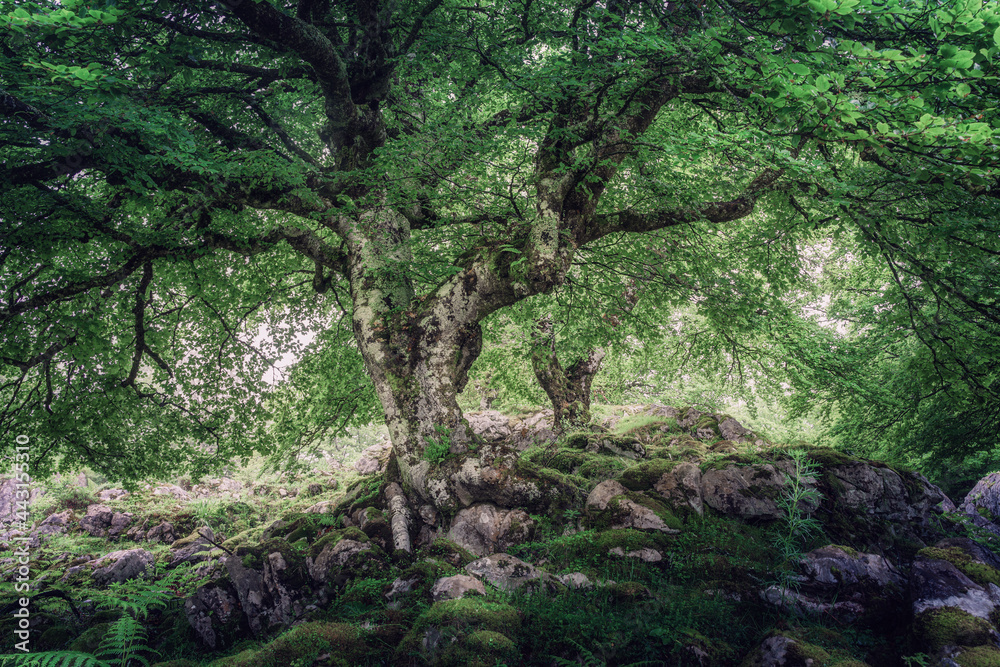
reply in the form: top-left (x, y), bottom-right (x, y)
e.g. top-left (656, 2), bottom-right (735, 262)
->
top-left (344, 208), bottom-right (575, 515)
top-left (531, 315), bottom-right (605, 429)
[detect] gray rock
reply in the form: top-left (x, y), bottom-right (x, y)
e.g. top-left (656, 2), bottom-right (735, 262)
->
top-left (465, 553), bottom-right (561, 593)
top-left (558, 572), bottom-right (593, 589)
top-left (185, 584), bottom-right (239, 648)
top-left (759, 585), bottom-right (866, 621)
top-left (431, 574), bottom-right (486, 601)
top-left (962, 472), bottom-right (1000, 533)
top-left (91, 549), bottom-right (154, 585)
top-left (585, 437), bottom-right (646, 460)
top-left (152, 484), bottom-right (191, 500)
top-left (0, 477), bottom-right (40, 527)
top-left (701, 462), bottom-right (817, 521)
top-left (308, 539), bottom-right (371, 582)
top-left (385, 576), bottom-right (420, 601)
top-left (80, 504), bottom-right (115, 537)
top-left (108, 511), bottom-right (134, 537)
top-left (798, 545), bottom-right (904, 591)
top-left (585, 480), bottom-right (678, 533)
top-left (466, 410), bottom-right (513, 442)
top-left (303, 500), bottom-right (338, 514)
top-left (26, 510), bottom-right (72, 548)
top-left (225, 553), bottom-right (268, 635)
top-left (170, 527), bottom-right (217, 566)
top-left (508, 410), bottom-right (559, 450)
top-left (354, 442), bottom-right (392, 475)
top-left (626, 548), bottom-right (663, 562)
top-left (145, 521), bottom-right (175, 544)
top-left (654, 461), bottom-right (704, 516)
top-left (447, 504), bottom-right (535, 557)
top-left (717, 417), bottom-right (750, 442)
top-left (98, 488), bottom-right (128, 501)
top-left (911, 555), bottom-right (1000, 619)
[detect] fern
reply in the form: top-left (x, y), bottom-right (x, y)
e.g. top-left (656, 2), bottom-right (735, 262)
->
top-left (0, 651), bottom-right (110, 667)
top-left (96, 613), bottom-right (157, 667)
top-left (0, 565), bottom-right (203, 667)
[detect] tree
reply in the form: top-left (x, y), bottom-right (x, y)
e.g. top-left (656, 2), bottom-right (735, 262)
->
top-left (4, 0), bottom-right (1000, 514)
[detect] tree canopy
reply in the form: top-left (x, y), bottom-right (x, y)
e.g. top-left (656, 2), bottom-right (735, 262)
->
top-left (3, 0), bottom-right (1000, 504)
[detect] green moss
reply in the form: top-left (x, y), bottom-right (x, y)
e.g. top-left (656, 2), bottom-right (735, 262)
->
top-left (915, 608), bottom-right (996, 652)
top-left (309, 526), bottom-right (370, 558)
top-left (618, 459), bottom-right (679, 491)
top-left (37, 625), bottom-right (73, 650)
top-left (918, 547), bottom-right (1000, 588)
top-left (396, 598), bottom-right (523, 664)
top-left (69, 623), bottom-right (110, 654)
top-left (956, 645), bottom-right (1000, 667)
top-left (424, 538), bottom-right (476, 567)
top-left (208, 622), bottom-right (367, 667)
top-left (804, 447), bottom-right (858, 467)
top-left (150, 661), bottom-right (199, 667)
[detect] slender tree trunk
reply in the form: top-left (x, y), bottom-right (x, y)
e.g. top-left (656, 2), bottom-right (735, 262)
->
top-left (531, 315), bottom-right (605, 429)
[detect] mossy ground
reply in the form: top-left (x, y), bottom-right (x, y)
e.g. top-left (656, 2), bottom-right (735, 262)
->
top-left (0, 407), bottom-right (986, 666)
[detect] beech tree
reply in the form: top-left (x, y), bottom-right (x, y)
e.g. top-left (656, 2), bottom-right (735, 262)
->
top-left (4, 0), bottom-right (1000, 515)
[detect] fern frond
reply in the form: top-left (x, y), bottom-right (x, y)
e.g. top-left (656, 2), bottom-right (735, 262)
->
top-left (0, 651), bottom-right (111, 667)
top-left (96, 612), bottom-right (158, 667)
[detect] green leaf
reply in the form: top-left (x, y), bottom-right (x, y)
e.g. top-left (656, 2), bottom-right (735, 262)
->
top-left (815, 75), bottom-right (831, 92)
top-left (788, 63), bottom-right (811, 76)
top-left (993, 25), bottom-right (1000, 48)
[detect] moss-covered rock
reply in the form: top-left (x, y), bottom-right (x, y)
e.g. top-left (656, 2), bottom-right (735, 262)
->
top-left (395, 598), bottom-right (522, 665)
top-left (68, 623), bottom-right (110, 654)
top-left (915, 607), bottom-right (997, 652)
top-left (618, 459), bottom-right (679, 492)
top-left (918, 546), bottom-right (1000, 588)
top-left (955, 645), bottom-right (1000, 667)
top-left (207, 621), bottom-right (368, 667)
top-left (36, 625), bottom-right (73, 650)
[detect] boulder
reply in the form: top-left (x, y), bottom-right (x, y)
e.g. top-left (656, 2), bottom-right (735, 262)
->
top-left (303, 500), bottom-right (338, 514)
top-left (308, 539), bottom-right (371, 582)
top-left (169, 527), bottom-right (218, 566)
top-left (354, 442), bottom-right (392, 475)
top-left (466, 410), bottom-right (513, 442)
top-left (90, 549), bottom-right (154, 585)
top-left (152, 484), bottom-right (191, 500)
top-left (26, 510), bottom-right (71, 548)
top-left (97, 488), bottom-right (128, 501)
top-left (558, 572), bottom-right (593, 589)
top-left (508, 410), bottom-right (559, 450)
top-left (962, 471), bottom-right (1000, 534)
top-left (79, 504), bottom-right (115, 537)
top-left (447, 504), bottom-right (535, 557)
top-left (431, 574), bottom-right (487, 601)
top-left (586, 480), bottom-right (678, 533)
top-left (0, 477), bottom-right (43, 527)
top-left (108, 511), bottom-right (134, 537)
top-left (701, 462), bottom-right (817, 521)
top-left (145, 521), bottom-right (175, 544)
top-left (465, 553), bottom-right (561, 593)
top-left (653, 461), bottom-right (704, 516)
top-left (185, 583), bottom-right (240, 648)
top-left (911, 555), bottom-right (1000, 619)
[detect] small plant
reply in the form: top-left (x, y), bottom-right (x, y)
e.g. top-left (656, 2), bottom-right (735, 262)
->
top-left (1, 565), bottom-right (205, 667)
top-left (423, 424), bottom-right (453, 464)
top-left (772, 448), bottom-right (823, 599)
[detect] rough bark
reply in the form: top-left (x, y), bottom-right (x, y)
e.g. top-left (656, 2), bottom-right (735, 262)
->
top-left (531, 316), bottom-right (605, 429)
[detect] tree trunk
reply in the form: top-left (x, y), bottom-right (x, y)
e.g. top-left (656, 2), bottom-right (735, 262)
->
top-left (343, 208), bottom-right (575, 515)
top-left (531, 315), bottom-right (605, 429)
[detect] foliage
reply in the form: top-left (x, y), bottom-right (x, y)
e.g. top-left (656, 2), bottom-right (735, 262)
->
top-left (423, 425), bottom-right (455, 465)
top-left (4, 0), bottom-right (1000, 486)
